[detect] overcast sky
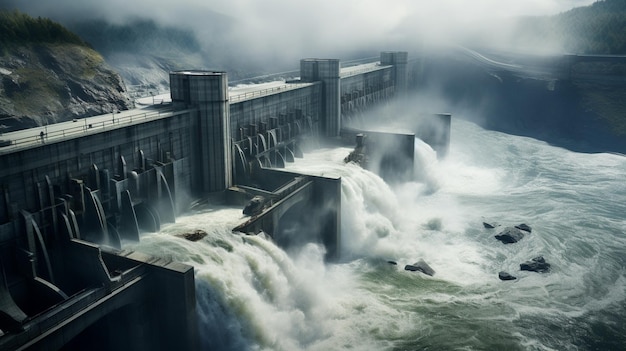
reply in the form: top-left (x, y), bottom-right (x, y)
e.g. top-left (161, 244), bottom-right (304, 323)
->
top-left (2, 0), bottom-right (599, 64)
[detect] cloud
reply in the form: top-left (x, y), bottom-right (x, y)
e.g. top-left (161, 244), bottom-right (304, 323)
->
top-left (2, 0), bottom-right (597, 66)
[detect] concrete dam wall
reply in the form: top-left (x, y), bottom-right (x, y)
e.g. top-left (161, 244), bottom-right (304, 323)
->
top-left (0, 51), bottom-right (450, 350)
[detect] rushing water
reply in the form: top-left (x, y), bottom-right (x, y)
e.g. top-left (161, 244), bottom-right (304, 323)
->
top-left (129, 118), bottom-right (626, 351)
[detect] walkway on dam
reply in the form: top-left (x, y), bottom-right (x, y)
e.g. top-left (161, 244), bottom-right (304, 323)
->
top-left (229, 81), bottom-right (315, 102)
top-left (0, 59), bottom-right (390, 154)
top-left (0, 95), bottom-right (174, 154)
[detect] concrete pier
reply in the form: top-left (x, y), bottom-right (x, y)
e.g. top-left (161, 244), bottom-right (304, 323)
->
top-left (301, 59), bottom-right (341, 137)
top-left (170, 71), bottom-right (232, 194)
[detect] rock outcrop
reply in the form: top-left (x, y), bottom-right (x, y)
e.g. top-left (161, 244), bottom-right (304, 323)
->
top-left (404, 259), bottom-right (435, 276)
top-left (243, 195), bottom-right (267, 216)
top-left (520, 256), bottom-right (551, 273)
top-left (515, 223), bottom-right (532, 233)
top-left (0, 43), bottom-right (133, 132)
top-left (483, 221), bottom-right (499, 229)
top-left (175, 229), bottom-right (208, 242)
top-left (498, 271), bottom-right (517, 281)
top-left (494, 226), bottom-right (526, 244)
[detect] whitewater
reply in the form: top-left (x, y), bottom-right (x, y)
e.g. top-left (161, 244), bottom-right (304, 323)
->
top-left (128, 118), bottom-right (626, 350)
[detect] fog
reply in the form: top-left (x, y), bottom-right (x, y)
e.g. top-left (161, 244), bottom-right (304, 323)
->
top-left (3, 0), bottom-right (597, 67)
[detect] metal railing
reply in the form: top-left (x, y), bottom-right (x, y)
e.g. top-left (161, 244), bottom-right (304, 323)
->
top-left (229, 83), bottom-right (313, 103)
top-left (340, 63), bottom-right (387, 78)
top-left (229, 69), bottom-right (300, 86)
top-left (340, 56), bottom-right (379, 68)
top-left (0, 108), bottom-right (177, 153)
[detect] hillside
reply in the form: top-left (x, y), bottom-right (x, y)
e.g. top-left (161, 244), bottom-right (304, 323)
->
top-left (0, 11), bottom-right (133, 132)
top-left (556, 0), bottom-right (626, 54)
top-left (66, 18), bottom-right (207, 95)
top-left (503, 0), bottom-right (626, 54)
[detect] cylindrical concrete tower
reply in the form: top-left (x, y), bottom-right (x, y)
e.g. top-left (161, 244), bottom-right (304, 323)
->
top-left (300, 59), bottom-right (341, 137)
top-left (380, 51), bottom-right (408, 95)
top-left (170, 71), bottom-right (232, 193)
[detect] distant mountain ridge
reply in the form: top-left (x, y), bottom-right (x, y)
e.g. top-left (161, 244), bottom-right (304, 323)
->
top-left (510, 0), bottom-right (626, 54)
top-left (63, 16), bottom-right (251, 94)
top-left (65, 18), bottom-right (206, 93)
top-left (556, 0), bottom-right (626, 54)
top-left (0, 10), bottom-right (133, 132)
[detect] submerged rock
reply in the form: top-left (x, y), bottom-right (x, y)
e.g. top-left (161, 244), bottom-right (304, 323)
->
top-left (175, 229), bottom-right (207, 242)
top-left (520, 256), bottom-right (551, 273)
top-left (498, 271), bottom-right (517, 281)
top-left (515, 223), bottom-right (532, 233)
top-left (404, 259), bottom-right (435, 276)
top-left (387, 260), bottom-right (398, 266)
top-left (483, 221), bottom-right (498, 229)
top-left (495, 227), bottom-right (526, 244)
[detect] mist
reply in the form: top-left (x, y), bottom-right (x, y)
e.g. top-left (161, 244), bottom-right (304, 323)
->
top-left (2, 0), bottom-right (597, 69)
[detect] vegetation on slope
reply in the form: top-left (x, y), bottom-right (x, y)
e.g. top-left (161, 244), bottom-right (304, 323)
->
top-left (508, 0), bottom-right (626, 55)
top-left (0, 10), bottom-right (133, 131)
top-left (65, 18), bottom-right (208, 91)
top-left (67, 18), bottom-right (200, 56)
top-left (555, 0), bottom-right (626, 54)
top-left (0, 10), bottom-right (87, 50)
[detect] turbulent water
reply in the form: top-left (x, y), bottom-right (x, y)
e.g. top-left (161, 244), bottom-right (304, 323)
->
top-left (128, 118), bottom-right (626, 351)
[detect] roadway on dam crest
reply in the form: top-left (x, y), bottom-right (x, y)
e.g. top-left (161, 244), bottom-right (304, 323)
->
top-left (0, 95), bottom-right (174, 154)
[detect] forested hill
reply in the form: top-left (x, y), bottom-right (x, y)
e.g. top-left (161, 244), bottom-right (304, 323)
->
top-left (0, 10), bottom-right (133, 132)
top-left (0, 10), bottom-right (87, 48)
top-left (555, 0), bottom-right (626, 54)
top-left (511, 0), bottom-right (626, 54)
top-left (65, 18), bottom-right (208, 92)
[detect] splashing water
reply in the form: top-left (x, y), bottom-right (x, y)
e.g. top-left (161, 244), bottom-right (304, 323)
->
top-left (130, 119), bottom-right (626, 350)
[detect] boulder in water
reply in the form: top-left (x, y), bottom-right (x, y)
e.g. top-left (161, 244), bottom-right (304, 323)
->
top-left (243, 195), bottom-right (267, 216)
top-left (520, 256), bottom-right (551, 273)
top-left (498, 271), bottom-right (517, 281)
top-left (495, 227), bottom-right (526, 244)
top-left (175, 229), bottom-right (207, 242)
top-left (404, 259), bottom-right (435, 276)
top-left (483, 221), bottom-right (498, 229)
top-left (515, 223), bottom-right (532, 233)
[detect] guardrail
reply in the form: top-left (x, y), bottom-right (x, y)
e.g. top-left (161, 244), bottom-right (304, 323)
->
top-left (340, 63), bottom-right (387, 78)
top-left (229, 83), bottom-right (312, 103)
top-left (340, 56), bottom-right (379, 68)
top-left (0, 108), bottom-right (177, 153)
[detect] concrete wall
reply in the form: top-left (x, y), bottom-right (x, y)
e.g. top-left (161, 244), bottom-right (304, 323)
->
top-left (0, 243), bottom-right (196, 351)
top-left (0, 50), bottom-right (421, 349)
top-left (229, 83), bottom-right (322, 185)
top-left (0, 110), bottom-right (192, 226)
top-left (231, 168), bottom-right (342, 261)
top-left (340, 67), bottom-right (394, 124)
top-left (0, 109), bottom-right (197, 350)
top-left (381, 51), bottom-right (408, 95)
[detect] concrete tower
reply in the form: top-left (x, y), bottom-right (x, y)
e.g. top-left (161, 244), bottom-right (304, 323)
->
top-left (300, 59), bottom-right (341, 137)
top-left (381, 51), bottom-right (408, 95)
top-left (170, 71), bottom-right (232, 193)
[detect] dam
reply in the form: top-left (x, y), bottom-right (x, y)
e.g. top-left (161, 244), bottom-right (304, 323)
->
top-left (0, 51), bottom-right (450, 350)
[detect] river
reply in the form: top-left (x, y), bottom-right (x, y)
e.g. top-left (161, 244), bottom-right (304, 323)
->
top-left (128, 118), bottom-right (626, 350)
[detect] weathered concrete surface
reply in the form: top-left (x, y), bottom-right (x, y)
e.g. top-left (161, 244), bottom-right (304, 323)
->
top-left (0, 50), bottom-right (416, 349)
top-left (341, 129), bottom-right (416, 183)
top-left (232, 169), bottom-right (341, 261)
top-left (0, 241), bottom-right (196, 351)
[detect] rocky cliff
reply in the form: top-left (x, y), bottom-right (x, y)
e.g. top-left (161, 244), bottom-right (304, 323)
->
top-left (0, 43), bottom-right (134, 132)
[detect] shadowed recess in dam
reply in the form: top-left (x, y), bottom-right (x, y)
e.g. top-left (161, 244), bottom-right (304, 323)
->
top-left (128, 119), bottom-right (626, 351)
